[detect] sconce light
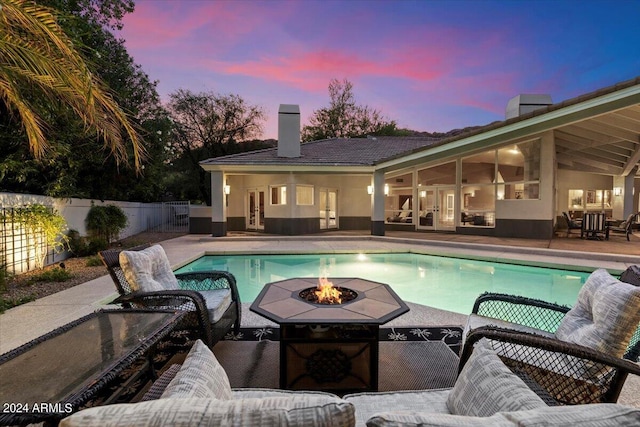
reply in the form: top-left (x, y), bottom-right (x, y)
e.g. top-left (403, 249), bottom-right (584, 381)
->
top-left (613, 187), bottom-right (622, 196)
top-left (367, 185), bottom-right (374, 195)
top-left (224, 185), bottom-right (231, 195)
top-left (384, 184), bottom-right (389, 196)
top-left (419, 190), bottom-right (427, 198)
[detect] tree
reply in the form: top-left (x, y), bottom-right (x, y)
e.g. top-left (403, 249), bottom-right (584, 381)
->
top-left (166, 90), bottom-right (266, 204)
top-left (301, 79), bottom-right (400, 142)
top-left (0, 0), bottom-right (144, 169)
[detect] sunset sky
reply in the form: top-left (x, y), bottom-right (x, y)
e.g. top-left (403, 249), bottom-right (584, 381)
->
top-left (118, 0), bottom-right (640, 139)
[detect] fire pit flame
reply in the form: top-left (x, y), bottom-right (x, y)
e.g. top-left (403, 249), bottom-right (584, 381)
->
top-left (316, 277), bottom-right (342, 304)
top-left (298, 278), bottom-right (358, 305)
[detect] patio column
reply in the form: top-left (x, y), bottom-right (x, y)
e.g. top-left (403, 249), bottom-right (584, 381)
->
top-left (210, 171), bottom-right (227, 237)
top-left (371, 171), bottom-right (385, 236)
top-left (624, 168), bottom-right (636, 218)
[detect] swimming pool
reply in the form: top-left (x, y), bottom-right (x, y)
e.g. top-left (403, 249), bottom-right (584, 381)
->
top-left (174, 253), bottom-right (590, 315)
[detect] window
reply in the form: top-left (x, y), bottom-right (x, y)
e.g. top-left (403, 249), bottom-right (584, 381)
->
top-left (270, 185), bottom-right (286, 205)
top-left (296, 185), bottom-right (314, 205)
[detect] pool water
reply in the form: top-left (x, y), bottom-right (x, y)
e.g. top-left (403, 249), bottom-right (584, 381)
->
top-left (175, 253), bottom-right (590, 315)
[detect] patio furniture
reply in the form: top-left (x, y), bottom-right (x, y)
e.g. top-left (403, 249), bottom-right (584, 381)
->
top-left (249, 277), bottom-right (409, 392)
top-left (608, 212), bottom-right (637, 241)
top-left (60, 338), bottom-right (640, 427)
top-left (461, 267), bottom-right (640, 405)
top-left (0, 309), bottom-right (185, 427)
top-left (100, 244), bottom-right (241, 347)
top-left (562, 211), bottom-right (582, 237)
top-left (581, 212), bottom-right (608, 240)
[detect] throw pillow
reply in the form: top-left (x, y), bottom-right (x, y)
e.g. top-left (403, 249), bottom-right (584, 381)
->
top-left (160, 339), bottom-right (232, 400)
top-left (60, 396), bottom-right (355, 427)
top-left (119, 245), bottom-right (179, 292)
top-left (446, 338), bottom-right (546, 417)
top-left (555, 268), bottom-right (640, 357)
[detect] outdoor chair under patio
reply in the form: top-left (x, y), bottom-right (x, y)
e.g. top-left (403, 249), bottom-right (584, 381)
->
top-left (461, 267), bottom-right (640, 405)
top-left (100, 244), bottom-right (241, 347)
top-left (562, 211), bottom-right (582, 237)
top-left (608, 212), bottom-right (637, 241)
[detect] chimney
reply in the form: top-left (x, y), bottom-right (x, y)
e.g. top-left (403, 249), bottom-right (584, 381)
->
top-left (505, 94), bottom-right (553, 119)
top-left (278, 104), bottom-right (301, 158)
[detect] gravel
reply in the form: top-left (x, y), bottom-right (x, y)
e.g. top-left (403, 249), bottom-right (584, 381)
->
top-left (2, 232), bottom-right (186, 303)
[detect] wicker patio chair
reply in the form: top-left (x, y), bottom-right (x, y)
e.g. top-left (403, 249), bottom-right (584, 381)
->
top-left (460, 267), bottom-right (640, 404)
top-left (461, 326), bottom-right (640, 405)
top-left (100, 244), bottom-right (241, 347)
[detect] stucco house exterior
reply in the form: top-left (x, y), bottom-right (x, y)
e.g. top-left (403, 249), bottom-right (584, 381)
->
top-left (199, 76), bottom-right (640, 239)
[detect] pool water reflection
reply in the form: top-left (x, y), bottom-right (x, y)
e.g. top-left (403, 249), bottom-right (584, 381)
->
top-left (175, 253), bottom-right (589, 315)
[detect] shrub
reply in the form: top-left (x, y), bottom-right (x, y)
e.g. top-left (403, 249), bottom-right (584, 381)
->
top-left (85, 256), bottom-right (104, 267)
top-left (0, 295), bottom-right (36, 314)
top-left (86, 204), bottom-right (128, 243)
top-left (68, 229), bottom-right (109, 256)
top-left (29, 267), bottom-right (72, 283)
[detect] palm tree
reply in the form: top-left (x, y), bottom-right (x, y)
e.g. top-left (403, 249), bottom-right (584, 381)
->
top-left (0, 0), bottom-right (144, 169)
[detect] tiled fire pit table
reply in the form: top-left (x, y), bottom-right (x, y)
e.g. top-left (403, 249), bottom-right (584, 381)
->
top-left (250, 277), bottom-right (409, 393)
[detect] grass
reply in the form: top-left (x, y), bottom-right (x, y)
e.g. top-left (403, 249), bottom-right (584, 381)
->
top-left (85, 255), bottom-right (103, 267)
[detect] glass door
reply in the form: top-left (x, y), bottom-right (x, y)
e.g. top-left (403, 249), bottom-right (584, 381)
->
top-left (319, 188), bottom-right (338, 229)
top-left (247, 189), bottom-right (265, 230)
top-left (418, 186), bottom-right (455, 231)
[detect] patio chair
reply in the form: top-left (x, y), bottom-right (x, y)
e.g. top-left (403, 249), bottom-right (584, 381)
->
top-left (562, 212), bottom-right (582, 237)
top-left (461, 267), bottom-right (640, 405)
top-left (608, 213), bottom-right (637, 241)
top-left (581, 212), bottom-right (607, 240)
top-left (100, 244), bottom-right (241, 347)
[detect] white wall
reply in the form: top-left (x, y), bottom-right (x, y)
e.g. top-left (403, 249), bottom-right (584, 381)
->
top-left (0, 192), bottom-right (164, 238)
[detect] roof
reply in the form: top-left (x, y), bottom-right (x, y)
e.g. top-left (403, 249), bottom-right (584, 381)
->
top-left (201, 75), bottom-right (640, 175)
top-left (200, 136), bottom-right (441, 168)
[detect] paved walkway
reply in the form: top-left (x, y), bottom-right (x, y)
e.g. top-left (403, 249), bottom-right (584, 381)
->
top-left (1, 231), bottom-right (639, 405)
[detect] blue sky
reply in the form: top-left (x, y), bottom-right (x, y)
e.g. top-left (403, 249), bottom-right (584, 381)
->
top-left (118, 0), bottom-right (640, 139)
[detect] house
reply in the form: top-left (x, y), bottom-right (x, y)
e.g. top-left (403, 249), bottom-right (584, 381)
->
top-left (199, 76), bottom-right (640, 239)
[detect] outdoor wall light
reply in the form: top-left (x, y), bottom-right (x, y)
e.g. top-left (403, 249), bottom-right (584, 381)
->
top-left (384, 184), bottom-right (389, 196)
top-left (614, 187), bottom-right (622, 196)
top-left (367, 185), bottom-right (374, 195)
top-left (224, 185), bottom-right (231, 195)
top-left (419, 190), bottom-right (427, 198)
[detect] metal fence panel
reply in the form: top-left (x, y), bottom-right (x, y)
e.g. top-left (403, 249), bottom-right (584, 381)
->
top-left (162, 201), bottom-right (190, 233)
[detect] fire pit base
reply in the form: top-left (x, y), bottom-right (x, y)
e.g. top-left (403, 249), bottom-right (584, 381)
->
top-left (281, 324), bottom-right (378, 392)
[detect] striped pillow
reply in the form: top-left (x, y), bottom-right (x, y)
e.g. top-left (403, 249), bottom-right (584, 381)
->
top-left (446, 338), bottom-right (546, 416)
top-left (556, 268), bottom-right (640, 357)
top-left (60, 396), bottom-right (355, 427)
top-left (160, 339), bottom-right (232, 400)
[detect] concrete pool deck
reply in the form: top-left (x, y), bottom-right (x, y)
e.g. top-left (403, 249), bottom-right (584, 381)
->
top-left (1, 231), bottom-right (639, 405)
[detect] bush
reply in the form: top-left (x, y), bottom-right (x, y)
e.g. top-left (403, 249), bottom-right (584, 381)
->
top-left (29, 267), bottom-right (72, 283)
top-left (86, 204), bottom-right (128, 243)
top-left (68, 229), bottom-right (110, 257)
top-left (0, 295), bottom-right (35, 314)
top-left (85, 256), bottom-right (104, 267)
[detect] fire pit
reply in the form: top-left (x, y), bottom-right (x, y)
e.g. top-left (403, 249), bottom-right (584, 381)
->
top-left (298, 277), bottom-right (358, 305)
top-left (250, 277), bottom-right (409, 392)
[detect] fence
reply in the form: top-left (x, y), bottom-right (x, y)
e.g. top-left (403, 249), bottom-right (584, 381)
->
top-left (0, 193), bottom-right (190, 275)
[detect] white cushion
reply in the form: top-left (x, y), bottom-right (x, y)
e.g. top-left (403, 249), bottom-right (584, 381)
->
top-left (344, 389), bottom-right (451, 426)
top-left (60, 396), bottom-right (355, 427)
top-left (556, 268), bottom-right (640, 357)
top-left (365, 404), bottom-right (640, 427)
top-left (119, 245), bottom-right (179, 292)
top-left (199, 289), bottom-right (233, 322)
top-left (446, 338), bottom-right (546, 417)
top-left (160, 339), bottom-right (232, 400)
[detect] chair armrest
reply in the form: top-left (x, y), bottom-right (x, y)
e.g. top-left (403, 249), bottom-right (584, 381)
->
top-left (462, 326), bottom-right (640, 405)
top-left (472, 292), bottom-right (570, 333)
top-left (113, 290), bottom-right (213, 346)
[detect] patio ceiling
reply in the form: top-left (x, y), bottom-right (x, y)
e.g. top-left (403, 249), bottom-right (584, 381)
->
top-left (555, 104), bottom-right (640, 177)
